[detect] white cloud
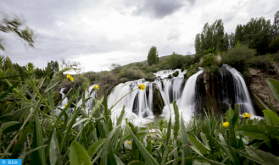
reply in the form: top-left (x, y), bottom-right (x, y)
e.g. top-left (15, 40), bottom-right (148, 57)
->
top-left (1, 0), bottom-right (278, 72)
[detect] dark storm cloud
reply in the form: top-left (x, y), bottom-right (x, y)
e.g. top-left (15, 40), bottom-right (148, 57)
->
top-left (129, 0), bottom-right (188, 19)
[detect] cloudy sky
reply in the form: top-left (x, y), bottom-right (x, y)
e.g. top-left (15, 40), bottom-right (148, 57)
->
top-left (1, 0), bottom-right (278, 72)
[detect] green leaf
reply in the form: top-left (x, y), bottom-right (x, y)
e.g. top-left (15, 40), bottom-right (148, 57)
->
top-left (87, 138), bottom-right (106, 157)
top-left (0, 81), bottom-right (20, 99)
top-left (70, 141), bottom-right (92, 165)
top-left (232, 104), bottom-right (239, 127)
top-left (173, 101), bottom-right (180, 139)
top-left (187, 135), bottom-right (210, 155)
top-left (101, 126), bottom-right (120, 163)
top-left (128, 160), bottom-right (146, 165)
top-left (213, 135), bottom-right (239, 165)
top-left (245, 146), bottom-right (279, 165)
top-left (161, 117), bottom-right (171, 165)
top-left (116, 106), bottom-right (125, 126)
top-left (253, 93), bottom-right (270, 110)
top-left (180, 115), bottom-right (191, 165)
top-left (0, 121), bottom-right (22, 136)
top-left (267, 78), bottom-right (279, 102)
top-left (200, 132), bottom-right (210, 149)
top-left (225, 108), bottom-right (234, 122)
top-left (128, 128), bottom-right (159, 165)
top-left (236, 125), bottom-right (279, 140)
top-left (11, 113), bottom-right (34, 158)
top-left (108, 147), bottom-right (117, 165)
top-left (114, 154), bottom-right (125, 165)
top-left (35, 112), bottom-right (46, 165)
top-left (263, 109), bottom-right (279, 125)
top-left (104, 90), bottom-right (110, 135)
top-left (50, 128), bottom-right (59, 165)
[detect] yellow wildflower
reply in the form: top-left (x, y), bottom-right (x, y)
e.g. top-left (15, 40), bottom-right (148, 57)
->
top-left (151, 140), bottom-right (153, 143)
top-left (128, 141), bottom-right (131, 145)
top-left (159, 142), bottom-right (162, 145)
top-left (67, 74), bottom-right (74, 82)
top-left (6, 102), bottom-right (11, 105)
top-left (149, 134), bottom-right (153, 137)
top-left (94, 85), bottom-right (99, 90)
top-left (223, 122), bottom-right (229, 128)
top-left (65, 104), bottom-right (67, 107)
top-left (243, 113), bottom-right (252, 119)
top-left (138, 84), bottom-right (145, 90)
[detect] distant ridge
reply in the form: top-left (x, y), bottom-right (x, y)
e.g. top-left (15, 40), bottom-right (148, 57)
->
top-left (124, 54), bottom-right (195, 67)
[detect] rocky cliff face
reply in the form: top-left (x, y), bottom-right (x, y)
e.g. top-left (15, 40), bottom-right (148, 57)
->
top-left (247, 62), bottom-right (279, 113)
top-left (195, 62), bottom-right (279, 115)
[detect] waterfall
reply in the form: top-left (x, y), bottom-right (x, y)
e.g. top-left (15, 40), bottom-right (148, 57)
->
top-left (55, 88), bottom-right (68, 116)
top-left (57, 65), bottom-right (257, 124)
top-left (223, 64), bottom-right (255, 115)
top-left (177, 70), bottom-right (204, 121)
top-left (108, 80), bottom-right (154, 126)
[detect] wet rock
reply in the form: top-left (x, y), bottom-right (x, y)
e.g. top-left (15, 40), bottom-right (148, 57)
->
top-left (152, 83), bottom-right (164, 115)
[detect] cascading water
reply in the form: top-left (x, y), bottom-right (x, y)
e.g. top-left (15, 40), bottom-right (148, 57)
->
top-left (55, 88), bottom-right (68, 116)
top-left (108, 80), bottom-right (154, 126)
top-left (222, 64), bottom-right (255, 115)
top-left (58, 65), bottom-right (258, 124)
top-left (108, 68), bottom-right (204, 125)
top-left (178, 70), bottom-right (204, 118)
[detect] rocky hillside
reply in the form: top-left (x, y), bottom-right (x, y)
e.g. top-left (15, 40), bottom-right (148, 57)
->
top-left (248, 62), bottom-right (279, 113)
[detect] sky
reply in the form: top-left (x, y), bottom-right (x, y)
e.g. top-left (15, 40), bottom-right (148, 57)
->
top-left (1, 0), bottom-right (278, 72)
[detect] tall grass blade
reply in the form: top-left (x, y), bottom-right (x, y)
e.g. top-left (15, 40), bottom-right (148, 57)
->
top-left (180, 115), bottom-right (191, 165)
top-left (128, 127), bottom-right (159, 165)
top-left (34, 112), bottom-right (46, 165)
top-left (267, 78), bottom-right (279, 102)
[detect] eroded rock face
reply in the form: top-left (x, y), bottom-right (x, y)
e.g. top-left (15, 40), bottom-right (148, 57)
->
top-left (152, 83), bottom-right (164, 115)
top-left (195, 71), bottom-right (219, 115)
top-left (247, 62), bottom-right (279, 113)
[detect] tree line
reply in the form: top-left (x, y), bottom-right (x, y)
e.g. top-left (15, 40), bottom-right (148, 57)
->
top-left (195, 10), bottom-right (279, 59)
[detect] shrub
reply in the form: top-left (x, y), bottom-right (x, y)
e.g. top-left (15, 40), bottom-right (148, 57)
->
top-left (83, 71), bottom-right (98, 82)
top-left (124, 66), bottom-right (146, 80)
top-left (203, 48), bottom-right (214, 55)
top-left (201, 53), bottom-right (217, 68)
top-left (159, 52), bottom-right (186, 70)
top-left (168, 74), bottom-right (172, 79)
top-left (222, 43), bottom-right (256, 67)
top-left (172, 71), bottom-right (179, 77)
top-left (146, 64), bottom-right (160, 73)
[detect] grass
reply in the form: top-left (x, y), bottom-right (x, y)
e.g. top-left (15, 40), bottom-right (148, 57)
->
top-left (1, 65), bottom-right (279, 165)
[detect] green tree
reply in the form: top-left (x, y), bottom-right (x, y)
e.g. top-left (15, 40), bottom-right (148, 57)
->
top-left (147, 46), bottom-right (159, 66)
top-left (269, 36), bottom-right (279, 53)
top-left (45, 61), bottom-right (59, 79)
top-left (195, 34), bottom-right (202, 58)
top-left (273, 10), bottom-right (279, 38)
top-left (0, 14), bottom-right (35, 51)
top-left (228, 33), bottom-right (236, 48)
top-left (235, 17), bottom-right (273, 55)
top-left (194, 19), bottom-right (227, 59)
